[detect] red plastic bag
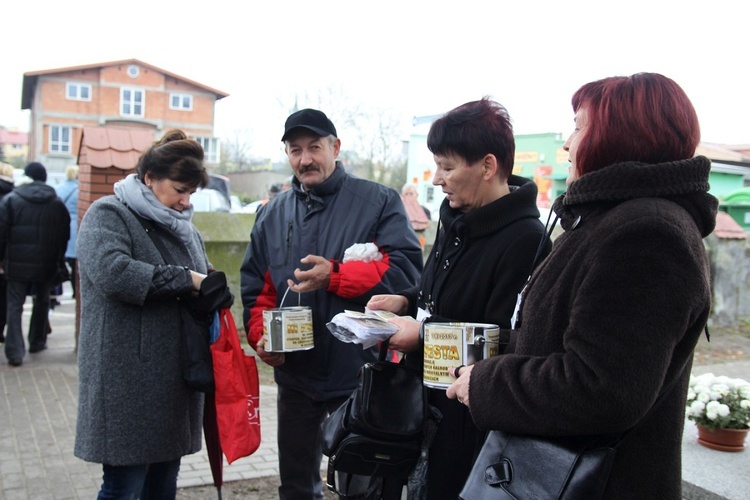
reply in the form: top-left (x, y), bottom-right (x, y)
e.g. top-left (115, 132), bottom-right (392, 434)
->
top-left (211, 308), bottom-right (261, 463)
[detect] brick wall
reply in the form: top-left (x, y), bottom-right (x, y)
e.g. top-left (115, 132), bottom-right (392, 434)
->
top-left (77, 164), bottom-right (133, 224)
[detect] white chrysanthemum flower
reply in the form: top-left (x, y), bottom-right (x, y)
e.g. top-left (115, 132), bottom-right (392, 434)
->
top-left (713, 384), bottom-right (730, 396)
top-left (717, 404), bottom-right (731, 417)
top-left (687, 401), bottom-right (706, 418)
top-left (687, 374), bottom-right (750, 429)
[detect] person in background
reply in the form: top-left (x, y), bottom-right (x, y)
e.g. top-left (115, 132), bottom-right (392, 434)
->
top-left (55, 165), bottom-right (79, 299)
top-left (281, 175), bottom-right (294, 192)
top-left (447, 73), bottom-right (717, 499)
top-left (0, 162), bottom-right (69, 366)
top-left (0, 163), bottom-right (15, 343)
top-left (400, 183), bottom-right (431, 249)
top-left (241, 108), bottom-right (423, 499)
top-left (257, 183), bottom-right (283, 215)
top-left (367, 98), bottom-right (550, 499)
top-left (75, 130), bottom-right (232, 499)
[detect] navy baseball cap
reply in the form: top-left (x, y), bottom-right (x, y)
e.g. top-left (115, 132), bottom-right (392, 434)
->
top-left (281, 109), bottom-right (337, 142)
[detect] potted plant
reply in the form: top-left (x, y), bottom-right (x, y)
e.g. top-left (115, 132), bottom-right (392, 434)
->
top-left (686, 373), bottom-right (750, 452)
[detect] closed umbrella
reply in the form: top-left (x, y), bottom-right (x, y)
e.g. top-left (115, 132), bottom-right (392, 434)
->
top-left (203, 391), bottom-right (224, 499)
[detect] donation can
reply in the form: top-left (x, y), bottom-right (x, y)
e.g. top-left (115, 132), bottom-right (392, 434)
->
top-left (422, 322), bottom-right (500, 389)
top-left (263, 306), bottom-right (315, 352)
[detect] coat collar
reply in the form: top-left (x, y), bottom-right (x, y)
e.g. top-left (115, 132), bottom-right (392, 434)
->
top-left (440, 175), bottom-right (541, 239)
top-left (552, 156), bottom-right (717, 236)
top-left (292, 161), bottom-right (346, 203)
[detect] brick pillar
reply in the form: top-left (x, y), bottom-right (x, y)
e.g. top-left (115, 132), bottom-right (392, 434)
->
top-left (74, 164), bottom-right (134, 351)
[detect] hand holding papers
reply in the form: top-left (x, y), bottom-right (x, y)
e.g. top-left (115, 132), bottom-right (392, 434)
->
top-left (326, 309), bottom-right (399, 348)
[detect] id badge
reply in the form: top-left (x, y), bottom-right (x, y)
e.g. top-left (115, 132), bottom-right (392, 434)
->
top-left (417, 307), bottom-right (431, 321)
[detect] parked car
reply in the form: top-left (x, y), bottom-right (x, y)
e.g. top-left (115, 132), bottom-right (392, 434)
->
top-left (242, 200), bottom-right (264, 214)
top-left (191, 188), bottom-right (231, 212)
top-left (230, 195), bottom-right (244, 213)
top-left (207, 173), bottom-right (231, 206)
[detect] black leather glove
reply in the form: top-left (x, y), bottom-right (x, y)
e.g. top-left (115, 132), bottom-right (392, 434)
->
top-left (190, 271), bottom-right (234, 317)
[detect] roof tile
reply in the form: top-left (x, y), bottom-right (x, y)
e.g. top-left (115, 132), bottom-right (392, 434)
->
top-left (79, 126), bottom-right (154, 170)
top-left (714, 211), bottom-right (747, 240)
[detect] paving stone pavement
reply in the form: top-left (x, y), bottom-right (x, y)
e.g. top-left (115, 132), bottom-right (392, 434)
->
top-left (0, 290), bottom-right (282, 499)
top-left (0, 287), bottom-right (748, 499)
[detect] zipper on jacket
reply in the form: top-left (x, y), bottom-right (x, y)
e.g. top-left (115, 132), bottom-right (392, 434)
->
top-left (285, 220), bottom-right (293, 265)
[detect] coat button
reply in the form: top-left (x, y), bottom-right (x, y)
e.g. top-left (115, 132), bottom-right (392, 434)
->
top-left (454, 237), bottom-right (460, 246)
top-left (443, 259), bottom-right (450, 269)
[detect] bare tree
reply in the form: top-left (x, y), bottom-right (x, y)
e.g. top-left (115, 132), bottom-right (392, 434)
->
top-left (276, 87), bottom-right (408, 189)
top-left (276, 85), bottom-right (365, 140)
top-left (219, 129), bottom-right (254, 173)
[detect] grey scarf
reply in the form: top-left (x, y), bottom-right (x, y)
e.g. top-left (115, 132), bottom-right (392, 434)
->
top-left (114, 173), bottom-right (195, 244)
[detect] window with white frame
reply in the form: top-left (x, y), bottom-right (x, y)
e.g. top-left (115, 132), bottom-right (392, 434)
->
top-left (121, 87), bottom-right (145, 117)
top-left (196, 136), bottom-right (220, 163)
top-left (50, 126), bottom-right (71, 153)
top-left (66, 82), bottom-right (91, 101)
top-left (170, 93), bottom-right (193, 111)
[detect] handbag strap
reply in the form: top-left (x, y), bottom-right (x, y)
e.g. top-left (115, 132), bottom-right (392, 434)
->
top-left (530, 208), bottom-right (558, 273)
top-left (378, 337), bottom-right (390, 362)
top-left (128, 207), bottom-right (175, 266)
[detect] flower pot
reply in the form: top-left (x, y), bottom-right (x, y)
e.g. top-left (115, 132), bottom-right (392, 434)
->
top-left (696, 425), bottom-right (748, 452)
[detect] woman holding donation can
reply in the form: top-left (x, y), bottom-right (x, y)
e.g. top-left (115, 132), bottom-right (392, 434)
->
top-left (367, 97), bottom-right (551, 499)
top-left (448, 73), bottom-right (717, 499)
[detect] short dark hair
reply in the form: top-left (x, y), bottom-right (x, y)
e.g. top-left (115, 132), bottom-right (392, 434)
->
top-left (136, 130), bottom-right (208, 188)
top-left (427, 97), bottom-right (515, 179)
top-left (571, 73), bottom-right (700, 176)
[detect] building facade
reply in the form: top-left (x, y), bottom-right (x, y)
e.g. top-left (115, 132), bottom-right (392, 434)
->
top-left (21, 59), bottom-right (228, 171)
top-left (0, 129), bottom-right (29, 168)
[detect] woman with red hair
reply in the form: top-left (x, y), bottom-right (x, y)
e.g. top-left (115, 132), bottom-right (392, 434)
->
top-left (448, 73), bottom-right (718, 499)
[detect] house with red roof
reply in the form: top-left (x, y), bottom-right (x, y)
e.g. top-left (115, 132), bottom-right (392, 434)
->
top-left (0, 129), bottom-right (29, 167)
top-left (21, 59), bottom-right (228, 171)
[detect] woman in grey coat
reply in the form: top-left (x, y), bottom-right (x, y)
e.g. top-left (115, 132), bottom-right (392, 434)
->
top-left (75, 130), bottom-right (221, 499)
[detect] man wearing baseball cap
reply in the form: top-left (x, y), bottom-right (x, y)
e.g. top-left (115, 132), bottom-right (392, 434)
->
top-left (241, 108), bottom-right (423, 498)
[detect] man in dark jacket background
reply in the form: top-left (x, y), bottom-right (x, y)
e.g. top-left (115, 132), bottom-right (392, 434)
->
top-left (0, 162), bottom-right (69, 366)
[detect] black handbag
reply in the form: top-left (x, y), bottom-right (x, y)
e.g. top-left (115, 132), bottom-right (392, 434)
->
top-left (52, 260), bottom-right (71, 286)
top-left (460, 364), bottom-right (688, 500)
top-left (460, 431), bottom-right (616, 499)
top-left (322, 339), bottom-right (428, 493)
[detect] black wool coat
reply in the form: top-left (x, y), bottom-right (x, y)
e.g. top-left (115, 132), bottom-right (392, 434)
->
top-left (470, 157), bottom-right (718, 499)
top-left (0, 181), bottom-right (70, 282)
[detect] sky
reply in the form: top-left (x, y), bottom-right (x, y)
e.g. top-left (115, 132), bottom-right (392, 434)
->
top-left (4, 1), bottom-right (749, 161)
